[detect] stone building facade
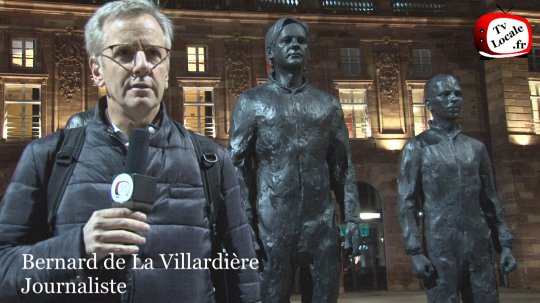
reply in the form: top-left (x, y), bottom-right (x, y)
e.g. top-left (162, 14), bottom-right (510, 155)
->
top-left (0, 0), bottom-right (539, 291)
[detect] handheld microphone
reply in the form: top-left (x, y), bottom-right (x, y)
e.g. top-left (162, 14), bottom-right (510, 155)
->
top-left (111, 128), bottom-right (156, 213)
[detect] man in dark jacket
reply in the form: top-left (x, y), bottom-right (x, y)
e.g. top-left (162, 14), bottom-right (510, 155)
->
top-left (0, 1), bottom-right (260, 302)
top-left (229, 17), bottom-right (360, 303)
top-left (397, 74), bottom-right (517, 303)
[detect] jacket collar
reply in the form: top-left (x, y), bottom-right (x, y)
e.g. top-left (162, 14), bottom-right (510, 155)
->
top-left (428, 119), bottom-right (462, 140)
top-left (95, 99), bottom-right (171, 147)
top-left (267, 72), bottom-right (308, 94)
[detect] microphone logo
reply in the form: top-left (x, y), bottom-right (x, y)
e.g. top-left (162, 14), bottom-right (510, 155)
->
top-left (111, 173), bottom-right (134, 203)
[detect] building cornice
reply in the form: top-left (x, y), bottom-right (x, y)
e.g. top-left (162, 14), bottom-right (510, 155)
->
top-left (0, 0), bottom-right (97, 16)
top-left (0, 0), bottom-right (480, 29)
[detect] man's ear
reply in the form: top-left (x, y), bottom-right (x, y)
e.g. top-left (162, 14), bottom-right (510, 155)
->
top-left (89, 57), bottom-right (105, 87)
top-left (425, 98), bottom-right (432, 111)
top-left (161, 59), bottom-right (170, 90)
top-left (267, 48), bottom-right (274, 61)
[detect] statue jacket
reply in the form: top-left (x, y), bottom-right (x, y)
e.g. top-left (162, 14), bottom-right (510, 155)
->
top-left (0, 105), bottom-right (260, 303)
top-left (229, 75), bottom-right (359, 250)
top-left (397, 121), bottom-right (515, 256)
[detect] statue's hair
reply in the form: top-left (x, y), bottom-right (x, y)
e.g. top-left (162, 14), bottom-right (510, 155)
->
top-left (264, 16), bottom-right (309, 70)
top-left (84, 0), bottom-right (174, 57)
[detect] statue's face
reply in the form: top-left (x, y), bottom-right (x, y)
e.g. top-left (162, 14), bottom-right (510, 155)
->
top-left (426, 76), bottom-right (463, 121)
top-left (270, 23), bottom-right (308, 70)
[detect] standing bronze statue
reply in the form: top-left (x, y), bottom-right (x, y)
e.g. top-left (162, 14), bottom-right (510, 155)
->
top-left (229, 17), bottom-right (360, 302)
top-left (397, 74), bottom-right (517, 303)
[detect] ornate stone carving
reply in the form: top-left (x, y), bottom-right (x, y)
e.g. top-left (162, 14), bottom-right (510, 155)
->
top-left (374, 40), bottom-right (405, 134)
top-left (55, 27), bottom-right (85, 102)
top-left (376, 45), bottom-right (399, 105)
top-left (225, 35), bottom-right (251, 100)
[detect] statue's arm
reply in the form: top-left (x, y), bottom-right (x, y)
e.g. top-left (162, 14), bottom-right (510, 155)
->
top-left (228, 95), bottom-right (257, 226)
top-left (478, 144), bottom-right (517, 273)
top-left (478, 145), bottom-right (515, 248)
top-left (397, 139), bottom-right (423, 255)
top-left (328, 98), bottom-right (359, 223)
top-left (327, 98), bottom-right (360, 255)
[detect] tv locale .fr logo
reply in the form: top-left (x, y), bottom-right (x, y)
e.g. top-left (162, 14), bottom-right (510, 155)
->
top-left (474, 6), bottom-right (532, 59)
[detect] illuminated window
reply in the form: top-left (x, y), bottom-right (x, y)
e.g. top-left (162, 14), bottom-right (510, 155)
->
top-left (339, 89), bottom-right (371, 139)
top-left (529, 48), bottom-right (540, 72)
top-left (529, 80), bottom-right (540, 134)
top-left (12, 39), bottom-right (36, 68)
top-left (3, 84), bottom-right (41, 140)
top-left (407, 82), bottom-right (431, 135)
top-left (411, 49), bottom-right (432, 76)
top-left (183, 87), bottom-right (215, 137)
top-left (341, 48), bottom-right (361, 76)
top-left (187, 45), bottom-right (207, 73)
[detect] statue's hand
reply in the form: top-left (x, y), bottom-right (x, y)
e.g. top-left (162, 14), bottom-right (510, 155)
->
top-left (410, 254), bottom-right (436, 279)
top-left (500, 247), bottom-right (517, 274)
top-left (343, 221), bottom-right (360, 256)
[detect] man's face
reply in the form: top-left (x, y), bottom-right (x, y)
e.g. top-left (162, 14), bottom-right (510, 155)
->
top-left (270, 23), bottom-right (308, 70)
top-left (426, 76), bottom-right (463, 121)
top-left (90, 14), bottom-right (169, 115)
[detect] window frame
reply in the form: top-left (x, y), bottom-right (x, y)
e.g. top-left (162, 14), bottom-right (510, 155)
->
top-left (2, 83), bottom-right (42, 141)
top-left (406, 81), bottom-right (431, 136)
top-left (411, 48), bottom-right (432, 77)
top-left (334, 82), bottom-right (372, 139)
top-left (11, 38), bottom-right (37, 69)
top-left (529, 79), bottom-right (540, 134)
top-left (529, 47), bottom-right (540, 73)
top-left (340, 48), bottom-right (361, 76)
top-left (187, 45), bottom-right (208, 73)
top-left (182, 86), bottom-right (216, 137)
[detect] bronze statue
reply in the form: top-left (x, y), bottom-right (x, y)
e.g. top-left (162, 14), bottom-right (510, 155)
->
top-left (228, 17), bottom-right (360, 302)
top-left (397, 74), bottom-right (517, 303)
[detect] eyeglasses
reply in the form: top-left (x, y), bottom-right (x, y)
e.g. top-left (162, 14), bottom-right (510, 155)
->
top-left (97, 43), bottom-right (170, 72)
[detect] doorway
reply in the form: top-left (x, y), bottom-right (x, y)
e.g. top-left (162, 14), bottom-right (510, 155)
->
top-left (343, 181), bottom-right (388, 291)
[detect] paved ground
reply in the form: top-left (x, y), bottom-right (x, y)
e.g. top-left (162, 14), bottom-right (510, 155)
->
top-left (290, 289), bottom-right (540, 302)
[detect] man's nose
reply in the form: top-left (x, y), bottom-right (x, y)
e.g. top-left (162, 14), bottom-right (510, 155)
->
top-left (449, 93), bottom-right (462, 103)
top-left (132, 50), bottom-right (151, 76)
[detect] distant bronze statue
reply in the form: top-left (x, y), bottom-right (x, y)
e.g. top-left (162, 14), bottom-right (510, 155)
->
top-left (229, 17), bottom-right (360, 302)
top-left (397, 74), bottom-right (517, 303)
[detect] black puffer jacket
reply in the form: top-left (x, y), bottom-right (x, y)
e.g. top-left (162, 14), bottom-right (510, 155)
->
top-left (0, 107), bottom-right (260, 303)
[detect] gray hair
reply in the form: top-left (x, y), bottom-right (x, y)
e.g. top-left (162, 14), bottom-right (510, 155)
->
top-left (84, 0), bottom-right (174, 57)
top-left (264, 16), bottom-right (309, 70)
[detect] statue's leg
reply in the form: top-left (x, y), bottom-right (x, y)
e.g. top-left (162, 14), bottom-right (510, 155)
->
top-left (309, 240), bottom-right (340, 303)
top-left (260, 241), bottom-right (295, 303)
top-left (299, 265), bottom-right (313, 303)
top-left (424, 248), bottom-right (461, 303)
top-left (461, 241), bottom-right (498, 303)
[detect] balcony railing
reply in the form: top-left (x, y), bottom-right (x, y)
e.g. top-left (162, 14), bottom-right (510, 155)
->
top-left (321, 0), bottom-right (374, 13)
top-left (392, 0), bottom-right (445, 13)
top-left (169, 0), bottom-right (228, 10)
top-left (256, 0), bottom-right (302, 11)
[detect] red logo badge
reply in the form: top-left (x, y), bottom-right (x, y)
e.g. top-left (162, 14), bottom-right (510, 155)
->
top-left (474, 7), bottom-right (532, 58)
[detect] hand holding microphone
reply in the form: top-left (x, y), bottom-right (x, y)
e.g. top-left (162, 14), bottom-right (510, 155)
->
top-left (83, 128), bottom-right (155, 261)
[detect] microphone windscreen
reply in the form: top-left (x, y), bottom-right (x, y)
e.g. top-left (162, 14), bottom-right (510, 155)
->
top-left (125, 128), bottom-right (150, 175)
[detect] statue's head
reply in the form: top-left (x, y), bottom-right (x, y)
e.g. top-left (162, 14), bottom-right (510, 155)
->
top-left (265, 17), bottom-right (310, 74)
top-left (424, 74), bottom-right (463, 122)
